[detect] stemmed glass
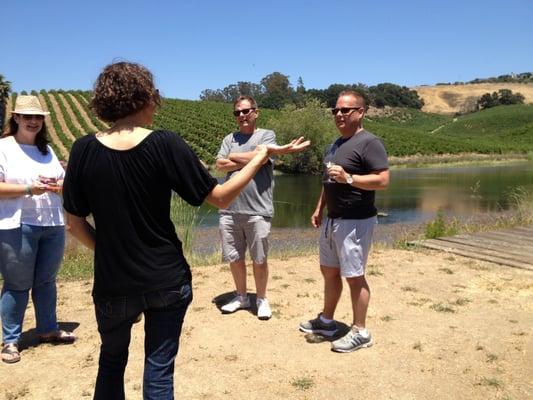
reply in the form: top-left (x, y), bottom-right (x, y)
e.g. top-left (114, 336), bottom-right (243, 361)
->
top-left (326, 161), bottom-right (335, 182)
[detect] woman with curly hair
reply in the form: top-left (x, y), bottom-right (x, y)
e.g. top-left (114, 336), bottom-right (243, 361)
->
top-left (0, 96), bottom-right (75, 364)
top-left (63, 62), bottom-right (275, 400)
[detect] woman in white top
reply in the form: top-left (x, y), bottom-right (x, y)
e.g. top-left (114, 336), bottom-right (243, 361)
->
top-left (0, 95), bottom-right (75, 364)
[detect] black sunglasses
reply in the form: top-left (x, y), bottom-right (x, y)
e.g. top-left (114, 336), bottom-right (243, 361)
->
top-left (20, 114), bottom-right (45, 121)
top-left (331, 107), bottom-right (363, 115)
top-left (233, 108), bottom-right (256, 117)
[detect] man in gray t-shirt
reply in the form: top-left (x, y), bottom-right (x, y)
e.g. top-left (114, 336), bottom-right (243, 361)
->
top-left (216, 95), bottom-right (309, 320)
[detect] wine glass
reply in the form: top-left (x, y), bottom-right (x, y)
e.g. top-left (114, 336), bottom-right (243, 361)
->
top-left (325, 161), bottom-right (335, 182)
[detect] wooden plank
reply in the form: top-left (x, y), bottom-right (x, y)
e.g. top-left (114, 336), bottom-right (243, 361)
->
top-left (437, 236), bottom-right (533, 260)
top-left (414, 240), bottom-right (532, 270)
top-left (503, 226), bottom-right (533, 235)
top-left (473, 231), bottom-right (533, 244)
top-left (451, 233), bottom-right (532, 252)
top-left (430, 238), bottom-right (533, 264)
top-left (442, 233), bottom-right (533, 254)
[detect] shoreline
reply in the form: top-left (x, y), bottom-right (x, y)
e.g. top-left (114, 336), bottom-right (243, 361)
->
top-left (207, 153), bottom-right (532, 175)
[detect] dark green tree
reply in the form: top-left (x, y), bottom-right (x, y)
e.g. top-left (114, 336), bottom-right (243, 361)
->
top-left (477, 89), bottom-right (524, 109)
top-left (368, 83), bottom-right (424, 109)
top-left (259, 72), bottom-right (294, 109)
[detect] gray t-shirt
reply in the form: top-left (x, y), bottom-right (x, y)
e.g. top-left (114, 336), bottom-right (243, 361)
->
top-left (217, 128), bottom-right (276, 217)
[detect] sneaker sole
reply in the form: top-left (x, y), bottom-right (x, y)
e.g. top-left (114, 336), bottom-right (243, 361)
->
top-left (331, 339), bottom-right (373, 353)
top-left (221, 307), bottom-right (249, 314)
top-left (299, 326), bottom-right (338, 337)
top-left (220, 304), bottom-right (251, 314)
top-left (258, 314), bottom-right (271, 321)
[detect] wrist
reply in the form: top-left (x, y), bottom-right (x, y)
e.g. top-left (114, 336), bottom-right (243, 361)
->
top-left (25, 184), bottom-right (32, 196)
top-left (345, 173), bottom-right (354, 185)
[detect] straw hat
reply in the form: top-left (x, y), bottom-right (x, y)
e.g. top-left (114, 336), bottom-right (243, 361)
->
top-left (11, 95), bottom-right (50, 116)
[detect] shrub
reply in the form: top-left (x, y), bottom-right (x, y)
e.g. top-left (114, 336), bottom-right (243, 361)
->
top-left (267, 98), bottom-right (337, 174)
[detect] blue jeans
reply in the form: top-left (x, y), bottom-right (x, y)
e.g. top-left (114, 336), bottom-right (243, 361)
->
top-left (0, 224), bottom-right (65, 344)
top-left (93, 283), bottom-right (192, 400)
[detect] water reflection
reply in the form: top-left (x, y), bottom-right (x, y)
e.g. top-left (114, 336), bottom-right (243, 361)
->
top-left (199, 161), bottom-right (533, 228)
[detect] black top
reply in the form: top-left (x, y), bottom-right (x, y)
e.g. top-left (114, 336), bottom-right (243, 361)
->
top-left (323, 130), bottom-right (388, 219)
top-left (63, 130), bottom-right (218, 299)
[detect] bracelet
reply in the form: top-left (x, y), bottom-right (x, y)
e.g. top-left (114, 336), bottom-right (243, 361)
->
top-left (25, 185), bottom-right (32, 195)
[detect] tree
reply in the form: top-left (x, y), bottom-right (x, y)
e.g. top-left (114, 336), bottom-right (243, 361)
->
top-left (266, 98), bottom-right (337, 173)
top-left (307, 83), bottom-right (370, 108)
top-left (477, 89), bottom-right (524, 110)
top-left (259, 72), bottom-right (294, 109)
top-left (0, 74), bottom-right (12, 129)
top-left (199, 89), bottom-right (226, 102)
top-left (497, 89), bottom-right (524, 105)
top-left (368, 83), bottom-right (424, 109)
top-left (200, 81), bottom-right (263, 103)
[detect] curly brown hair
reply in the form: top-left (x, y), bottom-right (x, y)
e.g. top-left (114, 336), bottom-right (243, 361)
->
top-left (90, 62), bottom-right (161, 123)
top-left (2, 116), bottom-right (50, 155)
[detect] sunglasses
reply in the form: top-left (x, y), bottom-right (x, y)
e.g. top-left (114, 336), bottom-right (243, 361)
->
top-left (331, 107), bottom-right (363, 115)
top-left (233, 108), bottom-right (256, 117)
top-left (20, 114), bottom-right (45, 121)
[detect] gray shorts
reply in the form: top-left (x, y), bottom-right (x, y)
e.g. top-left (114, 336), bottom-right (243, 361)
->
top-left (219, 214), bottom-right (271, 263)
top-left (319, 216), bottom-right (377, 277)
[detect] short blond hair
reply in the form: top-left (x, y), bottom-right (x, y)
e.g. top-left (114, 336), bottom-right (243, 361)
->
top-left (338, 90), bottom-right (366, 108)
top-left (233, 95), bottom-right (258, 109)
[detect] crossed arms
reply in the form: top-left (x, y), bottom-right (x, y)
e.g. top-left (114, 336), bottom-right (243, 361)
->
top-left (216, 137), bottom-right (310, 172)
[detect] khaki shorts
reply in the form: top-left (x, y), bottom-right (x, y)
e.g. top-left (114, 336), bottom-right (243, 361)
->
top-left (219, 214), bottom-right (271, 263)
top-left (319, 216), bottom-right (376, 277)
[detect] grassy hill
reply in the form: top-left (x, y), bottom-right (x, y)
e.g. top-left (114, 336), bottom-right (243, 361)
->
top-left (414, 83), bottom-right (533, 114)
top-left (4, 90), bottom-right (533, 166)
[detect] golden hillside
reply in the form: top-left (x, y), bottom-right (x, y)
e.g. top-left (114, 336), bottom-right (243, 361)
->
top-left (414, 83), bottom-right (533, 114)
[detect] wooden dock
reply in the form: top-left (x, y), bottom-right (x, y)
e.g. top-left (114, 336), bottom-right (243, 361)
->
top-left (411, 225), bottom-right (533, 271)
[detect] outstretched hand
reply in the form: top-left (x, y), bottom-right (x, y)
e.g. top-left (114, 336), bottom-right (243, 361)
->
top-left (266, 136), bottom-right (311, 155)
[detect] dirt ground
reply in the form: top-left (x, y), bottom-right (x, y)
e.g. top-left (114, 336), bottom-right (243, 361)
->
top-left (1, 247), bottom-right (532, 400)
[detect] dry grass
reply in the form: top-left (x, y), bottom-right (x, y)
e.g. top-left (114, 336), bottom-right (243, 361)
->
top-left (415, 83), bottom-right (533, 114)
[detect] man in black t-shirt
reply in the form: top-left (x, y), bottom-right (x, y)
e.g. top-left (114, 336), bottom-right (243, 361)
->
top-left (299, 90), bottom-right (390, 353)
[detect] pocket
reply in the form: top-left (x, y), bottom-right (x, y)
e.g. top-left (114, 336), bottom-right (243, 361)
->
top-left (152, 283), bottom-right (193, 310)
top-left (94, 297), bottom-right (127, 319)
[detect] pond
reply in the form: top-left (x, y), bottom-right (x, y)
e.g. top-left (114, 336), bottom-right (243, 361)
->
top-left (198, 161), bottom-right (533, 229)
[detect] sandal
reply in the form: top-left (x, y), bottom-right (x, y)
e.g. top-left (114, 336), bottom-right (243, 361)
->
top-left (1, 343), bottom-right (21, 364)
top-left (39, 330), bottom-right (76, 344)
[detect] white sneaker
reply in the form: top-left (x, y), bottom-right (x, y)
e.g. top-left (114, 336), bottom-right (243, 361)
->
top-left (256, 297), bottom-right (272, 320)
top-left (221, 294), bottom-right (250, 314)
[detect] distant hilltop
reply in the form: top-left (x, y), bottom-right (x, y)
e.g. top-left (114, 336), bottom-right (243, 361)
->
top-left (414, 83), bottom-right (533, 115)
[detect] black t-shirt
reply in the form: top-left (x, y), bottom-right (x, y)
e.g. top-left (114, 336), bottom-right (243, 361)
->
top-left (323, 130), bottom-right (388, 219)
top-left (63, 130), bottom-right (218, 299)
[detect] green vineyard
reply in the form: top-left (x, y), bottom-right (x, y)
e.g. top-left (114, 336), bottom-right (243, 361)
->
top-left (4, 90), bottom-right (533, 167)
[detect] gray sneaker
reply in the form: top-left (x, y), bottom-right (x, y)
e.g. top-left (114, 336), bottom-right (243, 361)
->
top-left (331, 326), bottom-right (373, 353)
top-left (299, 314), bottom-right (338, 337)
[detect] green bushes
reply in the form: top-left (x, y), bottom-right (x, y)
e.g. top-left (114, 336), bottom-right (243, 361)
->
top-left (424, 211), bottom-right (458, 239)
top-left (477, 89), bottom-right (525, 110)
top-left (266, 98), bottom-right (337, 173)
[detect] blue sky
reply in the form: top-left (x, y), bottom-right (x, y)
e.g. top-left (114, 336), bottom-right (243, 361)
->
top-left (2, 0), bottom-right (531, 99)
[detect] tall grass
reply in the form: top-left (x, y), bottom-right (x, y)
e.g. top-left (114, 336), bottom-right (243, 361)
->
top-left (504, 186), bottom-right (533, 225)
top-left (395, 185), bottom-right (533, 247)
top-left (170, 194), bottom-right (201, 257)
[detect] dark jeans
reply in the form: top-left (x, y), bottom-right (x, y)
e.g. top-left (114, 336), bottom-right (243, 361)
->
top-left (93, 283), bottom-right (192, 400)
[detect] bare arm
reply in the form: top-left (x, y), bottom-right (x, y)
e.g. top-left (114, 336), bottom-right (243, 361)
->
top-left (215, 158), bottom-right (247, 173)
top-left (0, 181), bottom-right (49, 198)
top-left (207, 146), bottom-right (269, 209)
top-left (65, 212), bottom-right (96, 251)
top-left (216, 137), bottom-right (310, 172)
top-left (311, 188), bottom-right (326, 228)
top-left (328, 166), bottom-right (390, 191)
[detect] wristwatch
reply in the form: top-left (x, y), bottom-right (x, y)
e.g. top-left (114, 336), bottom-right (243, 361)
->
top-left (346, 174), bottom-right (354, 185)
